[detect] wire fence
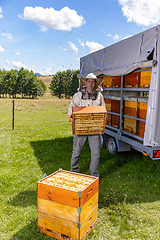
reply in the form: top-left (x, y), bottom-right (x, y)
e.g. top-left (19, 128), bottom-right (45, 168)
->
top-left (0, 100), bottom-right (70, 130)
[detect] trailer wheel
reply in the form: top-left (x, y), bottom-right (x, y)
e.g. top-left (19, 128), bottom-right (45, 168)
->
top-left (107, 137), bottom-right (117, 154)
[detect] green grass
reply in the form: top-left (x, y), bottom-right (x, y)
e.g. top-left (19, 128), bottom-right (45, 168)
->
top-left (1, 97), bottom-right (160, 239)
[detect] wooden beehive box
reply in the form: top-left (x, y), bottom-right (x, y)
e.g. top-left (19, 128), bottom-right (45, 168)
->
top-left (37, 169), bottom-right (99, 240)
top-left (139, 69), bottom-right (151, 88)
top-left (104, 99), bottom-right (111, 126)
top-left (137, 102), bottom-right (147, 138)
top-left (111, 100), bottom-right (120, 113)
top-left (124, 100), bottom-right (138, 117)
top-left (138, 120), bottom-right (146, 138)
top-left (123, 117), bottom-right (137, 135)
top-left (124, 72), bottom-right (140, 88)
top-left (111, 115), bottom-right (120, 128)
top-left (111, 76), bottom-right (121, 88)
top-left (72, 106), bottom-right (107, 135)
top-left (138, 102), bottom-right (147, 119)
top-left (102, 76), bottom-right (112, 88)
top-left (104, 98), bottom-right (111, 112)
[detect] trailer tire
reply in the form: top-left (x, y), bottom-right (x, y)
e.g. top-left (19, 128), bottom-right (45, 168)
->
top-left (107, 137), bottom-right (117, 154)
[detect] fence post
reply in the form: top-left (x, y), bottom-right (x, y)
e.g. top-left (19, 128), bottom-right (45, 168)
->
top-left (12, 100), bottom-right (14, 130)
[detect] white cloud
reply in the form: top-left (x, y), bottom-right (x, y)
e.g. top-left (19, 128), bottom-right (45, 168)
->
top-left (103, 31), bottom-right (112, 37)
top-left (85, 41), bottom-right (104, 53)
top-left (15, 52), bottom-right (21, 55)
top-left (0, 7), bottom-right (3, 18)
top-left (113, 34), bottom-right (122, 42)
top-left (68, 42), bottom-right (78, 54)
top-left (19, 6), bottom-right (85, 31)
top-left (2, 32), bottom-right (13, 39)
top-left (0, 45), bottom-right (5, 52)
top-left (6, 60), bottom-right (33, 71)
top-left (43, 67), bottom-right (53, 75)
top-left (76, 57), bottom-right (80, 61)
top-left (78, 38), bottom-right (85, 47)
top-left (118, 0), bottom-right (160, 26)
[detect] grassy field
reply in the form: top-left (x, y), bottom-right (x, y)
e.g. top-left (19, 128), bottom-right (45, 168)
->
top-left (37, 75), bottom-right (53, 99)
top-left (1, 95), bottom-right (160, 240)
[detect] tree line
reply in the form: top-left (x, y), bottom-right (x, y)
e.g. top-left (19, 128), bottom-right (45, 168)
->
top-left (49, 69), bottom-right (80, 98)
top-left (0, 68), bottom-right (80, 99)
top-left (0, 68), bottom-right (47, 98)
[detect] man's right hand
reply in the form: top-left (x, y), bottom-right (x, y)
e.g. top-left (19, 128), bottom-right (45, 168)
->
top-left (69, 114), bottom-right (73, 122)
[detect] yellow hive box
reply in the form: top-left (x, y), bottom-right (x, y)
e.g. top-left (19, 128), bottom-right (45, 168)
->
top-left (102, 76), bottom-right (112, 88)
top-left (124, 117), bottom-right (137, 135)
top-left (140, 69), bottom-right (152, 88)
top-left (72, 106), bottom-right (107, 135)
top-left (37, 169), bottom-right (99, 240)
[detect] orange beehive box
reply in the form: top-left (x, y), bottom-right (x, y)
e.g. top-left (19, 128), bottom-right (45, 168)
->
top-left (104, 98), bottom-right (111, 111)
top-left (124, 101), bottom-right (138, 117)
top-left (138, 102), bottom-right (147, 119)
top-left (138, 120), bottom-right (146, 138)
top-left (111, 115), bottom-right (120, 128)
top-left (124, 72), bottom-right (140, 88)
top-left (111, 99), bottom-right (120, 114)
top-left (37, 169), bottom-right (99, 240)
top-left (104, 99), bottom-right (111, 125)
top-left (111, 76), bottom-right (121, 88)
top-left (123, 117), bottom-right (137, 135)
top-left (106, 113), bottom-right (111, 126)
top-left (72, 106), bottom-right (107, 135)
top-left (139, 69), bottom-right (151, 88)
top-left (102, 76), bottom-right (112, 88)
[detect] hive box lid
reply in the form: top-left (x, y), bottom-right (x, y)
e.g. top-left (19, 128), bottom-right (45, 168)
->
top-left (37, 169), bottom-right (99, 208)
top-left (72, 105), bottom-right (106, 114)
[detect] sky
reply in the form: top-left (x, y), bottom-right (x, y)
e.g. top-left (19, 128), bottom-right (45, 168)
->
top-left (0, 0), bottom-right (160, 75)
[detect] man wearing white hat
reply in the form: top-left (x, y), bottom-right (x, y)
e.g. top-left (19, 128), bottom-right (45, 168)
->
top-left (68, 73), bottom-right (106, 177)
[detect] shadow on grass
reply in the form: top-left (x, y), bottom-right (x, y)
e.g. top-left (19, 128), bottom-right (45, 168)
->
top-left (30, 137), bottom-right (74, 176)
top-left (8, 190), bottom-right (37, 207)
top-left (30, 136), bottom-right (96, 177)
top-left (9, 219), bottom-right (54, 240)
top-left (30, 136), bottom-right (160, 206)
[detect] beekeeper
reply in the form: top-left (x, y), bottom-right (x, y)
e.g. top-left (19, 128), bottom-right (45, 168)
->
top-left (68, 73), bottom-right (106, 177)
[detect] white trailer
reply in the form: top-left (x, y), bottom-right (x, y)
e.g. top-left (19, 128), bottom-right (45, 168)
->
top-left (79, 25), bottom-right (160, 160)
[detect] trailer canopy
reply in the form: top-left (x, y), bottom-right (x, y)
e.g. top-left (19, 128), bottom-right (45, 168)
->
top-left (80, 25), bottom-right (160, 147)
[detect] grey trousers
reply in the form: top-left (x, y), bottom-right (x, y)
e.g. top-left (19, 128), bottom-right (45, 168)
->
top-left (70, 134), bottom-right (100, 177)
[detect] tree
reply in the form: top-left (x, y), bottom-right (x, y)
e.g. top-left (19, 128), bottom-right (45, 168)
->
top-left (49, 69), bottom-right (80, 99)
top-left (0, 68), bottom-right (47, 98)
top-left (49, 71), bottom-right (64, 98)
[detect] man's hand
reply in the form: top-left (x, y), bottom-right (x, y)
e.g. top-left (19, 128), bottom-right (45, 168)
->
top-left (69, 114), bottom-right (73, 122)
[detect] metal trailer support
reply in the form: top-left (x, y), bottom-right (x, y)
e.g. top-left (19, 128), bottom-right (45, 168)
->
top-left (115, 138), bottom-right (131, 152)
top-left (104, 128), bottom-right (160, 160)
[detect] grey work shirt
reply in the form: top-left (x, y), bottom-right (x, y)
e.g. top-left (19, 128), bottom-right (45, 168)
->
top-left (68, 91), bottom-right (106, 116)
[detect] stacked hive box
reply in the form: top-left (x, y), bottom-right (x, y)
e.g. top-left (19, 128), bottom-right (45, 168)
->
top-left (124, 72), bottom-right (140, 88)
top-left (138, 102), bottom-right (148, 138)
top-left (124, 101), bottom-right (138, 135)
top-left (104, 98), bottom-right (120, 129)
top-left (124, 100), bottom-right (147, 137)
top-left (102, 69), bottom-right (150, 137)
top-left (102, 76), bottom-right (121, 88)
top-left (124, 69), bottom-right (151, 88)
top-left (37, 169), bottom-right (99, 240)
top-left (139, 69), bottom-right (152, 88)
top-left (72, 106), bottom-right (107, 135)
top-left (111, 100), bottom-right (120, 128)
top-left (104, 98), bottom-right (111, 126)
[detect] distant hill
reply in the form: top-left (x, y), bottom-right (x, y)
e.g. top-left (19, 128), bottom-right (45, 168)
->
top-left (34, 73), bottom-right (42, 76)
